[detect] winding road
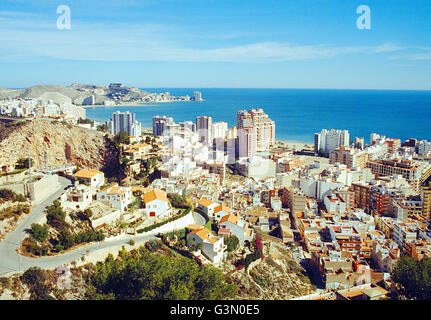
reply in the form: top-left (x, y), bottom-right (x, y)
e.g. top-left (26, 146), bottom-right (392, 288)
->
top-left (0, 176), bottom-right (206, 276)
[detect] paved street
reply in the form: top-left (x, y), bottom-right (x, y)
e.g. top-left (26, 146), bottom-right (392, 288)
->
top-left (0, 176), bottom-right (72, 275)
top-left (0, 177), bottom-right (207, 276)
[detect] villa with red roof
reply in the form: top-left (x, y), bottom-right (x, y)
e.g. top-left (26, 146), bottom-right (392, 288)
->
top-left (186, 225), bottom-right (226, 264)
top-left (213, 204), bottom-right (233, 223)
top-left (73, 169), bottom-right (105, 188)
top-left (218, 213), bottom-right (254, 246)
top-left (142, 189), bottom-right (173, 218)
top-left (196, 197), bottom-right (220, 219)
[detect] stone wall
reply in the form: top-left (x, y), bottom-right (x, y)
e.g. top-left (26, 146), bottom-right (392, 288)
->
top-left (28, 174), bottom-right (61, 204)
top-left (0, 170), bottom-right (29, 185)
top-left (145, 210), bottom-right (195, 235)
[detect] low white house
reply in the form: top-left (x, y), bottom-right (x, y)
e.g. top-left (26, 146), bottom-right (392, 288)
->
top-left (218, 214), bottom-right (254, 246)
top-left (196, 198), bottom-right (220, 219)
top-left (186, 226), bottom-right (226, 264)
top-left (96, 184), bottom-right (133, 212)
top-left (60, 184), bottom-right (95, 210)
top-left (73, 169), bottom-right (105, 188)
top-left (213, 204), bottom-right (233, 223)
top-left (142, 189), bottom-right (173, 219)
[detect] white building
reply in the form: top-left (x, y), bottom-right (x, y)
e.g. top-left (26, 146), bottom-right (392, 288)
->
top-left (108, 111), bottom-right (142, 137)
top-left (314, 129), bottom-right (350, 154)
top-left (324, 194), bottom-right (347, 214)
top-left (153, 115), bottom-right (174, 137)
top-left (196, 116), bottom-right (213, 145)
top-left (237, 108), bottom-right (275, 154)
top-left (218, 214), bottom-right (254, 246)
top-left (193, 91), bottom-right (203, 102)
top-left (393, 220), bottom-right (418, 250)
top-left (299, 178), bottom-right (344, 201)
top-left (236, 156), bottom-right (276, 180)
top-left (60, 184), bottom-right (95, 210)
top-left (417, 140), bottom-right (431, 155)
top-left (186, 226), bottom-right (225, 264)
top-left (73, 169), bottom-right (105, 188)
top-left (142, 189), bottom-right (173, 218)
top-left (212, 121), bottom-right (228, 140)
top-left (196, 198), bottom-right (220, 220)
top-left (96, 184), bottom-right (134, 212)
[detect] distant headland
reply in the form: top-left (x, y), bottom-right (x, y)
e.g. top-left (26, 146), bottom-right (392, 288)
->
top-left (0, 83), bottom-right (203, 107)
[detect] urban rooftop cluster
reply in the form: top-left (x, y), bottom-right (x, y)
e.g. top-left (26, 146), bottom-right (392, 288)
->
top-left (2, 103), bottom-right (431, 300)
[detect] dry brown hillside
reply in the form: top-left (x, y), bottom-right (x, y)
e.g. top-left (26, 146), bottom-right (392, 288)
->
top-left (0, 119), bottom-right (119, 174)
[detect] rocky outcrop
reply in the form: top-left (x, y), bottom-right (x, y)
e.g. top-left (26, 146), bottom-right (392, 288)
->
top-left (0, 119), bottom-right (119, 173)
top-left (0, 83), bottom-right (151, 105)
top-left (227, 242), bottom-right (317, 300)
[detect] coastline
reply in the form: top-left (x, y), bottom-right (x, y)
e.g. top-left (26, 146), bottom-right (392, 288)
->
top-left (80, 100), bottom-right (194, 108)
top-left (81, 103), bottom-right (158, 108)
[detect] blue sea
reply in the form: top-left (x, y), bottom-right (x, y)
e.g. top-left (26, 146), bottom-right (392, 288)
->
top-left (84, 88), bottom-right (431, 144)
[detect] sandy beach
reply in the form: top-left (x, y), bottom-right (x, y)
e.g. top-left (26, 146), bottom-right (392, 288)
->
top-left (277, 140), bottom-right (314, 151)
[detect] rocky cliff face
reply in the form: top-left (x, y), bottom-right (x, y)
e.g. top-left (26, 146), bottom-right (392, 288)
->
top-left (0, 120), bottom-right (119, 173)
top-left (227, 242), bottom-right (317, 299)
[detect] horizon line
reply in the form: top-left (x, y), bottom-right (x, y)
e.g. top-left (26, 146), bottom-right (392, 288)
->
top-left (3, 85), bottom-right (431, 92)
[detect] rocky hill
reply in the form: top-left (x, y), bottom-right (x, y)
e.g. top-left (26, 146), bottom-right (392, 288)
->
top-left (0, 119), bottom-right (119, 174)
top-left (0, 83), bottom-right (151, 106)
top-left (227, 242), bottom-right (317, 300)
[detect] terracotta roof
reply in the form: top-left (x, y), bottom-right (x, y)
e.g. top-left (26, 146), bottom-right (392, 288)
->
top-left (197, 198), bottom-right (215, 207)
top-left (124, 149), bottom-right (139, 154)
top-left (186, 224), bottom-right (203, 231)
top-left (248, 217), bottom-right (259, 224)
top-left (187, 227), bottom-right (211, 240)
top-left (214, 204), bottom-right (231, 214)
top-left (208, 237), bottom-right (220, 244)
top-left (126, 143), bottom-right (151, 150)
top-left (218, 228), bottom-right (231, 235)
top-left (74, 169), bottom-right (103, 179)
top-left (219, 214), bottom-right (239, 225)
top-left (143, 189), bottom-right (169, 203)
top-left (107, 186), bottom-right (127, 195)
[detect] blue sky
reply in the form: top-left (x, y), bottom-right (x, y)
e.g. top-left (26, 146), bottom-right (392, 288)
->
top-left (0, 0), bottom-right (430, 89)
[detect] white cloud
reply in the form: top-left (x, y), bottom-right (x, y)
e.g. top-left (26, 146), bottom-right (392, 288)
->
top-left (371, 43), bottom-right (407, 53)
top-left (407, 52), bottom-right (431, 60)
top-left (0, 17), bottom-right (412, 63)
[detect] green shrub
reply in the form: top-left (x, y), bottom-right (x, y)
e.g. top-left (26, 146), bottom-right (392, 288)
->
top-left (0, 204), bottom-right (30, 221)
top-left (145, 239), bottom-right (163, 252)
top-left (46, 200), bottom-right (66, 227)
top-left (392, 255), bottom-right (431, 300)
top-left (30, 223), bottom-right (49, 242)
top-left (0, 189), bottom-right (26, 202)
top-left (21, 267), bottom-right (52, 300)
top-left (224, 235), bottom-right (240, 252)
top-left (86, 246), bottom-right (237, 300)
